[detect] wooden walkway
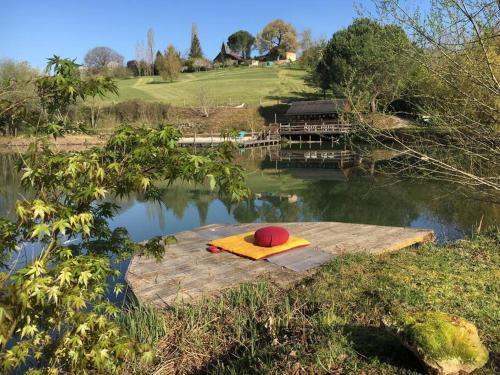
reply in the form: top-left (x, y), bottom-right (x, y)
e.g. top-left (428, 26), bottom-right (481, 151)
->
top-left (126, 222), bottom-right (434, 307)
top-left (178, 135), bottom-right (279, 148)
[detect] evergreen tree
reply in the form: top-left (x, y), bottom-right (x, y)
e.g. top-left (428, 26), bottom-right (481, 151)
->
top-left (227, 30), bottom-right (255, 59)
top-left (153, 50), bottom-right (163, 75)
top-left (189, 23), bottom-right (203, 59)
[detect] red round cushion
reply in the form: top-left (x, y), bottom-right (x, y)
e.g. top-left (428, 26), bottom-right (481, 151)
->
top-left (254, 226), bottom-right (289, 247)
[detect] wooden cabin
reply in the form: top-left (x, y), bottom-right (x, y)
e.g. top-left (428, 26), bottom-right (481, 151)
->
top-left (285, 99), bottom-right (350, 122)
top-left (271, 99), bottom-right (353, 136)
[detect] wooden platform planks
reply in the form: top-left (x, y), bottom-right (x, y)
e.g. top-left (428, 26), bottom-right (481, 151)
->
top-left (125, 222), bottom-right (434, 307)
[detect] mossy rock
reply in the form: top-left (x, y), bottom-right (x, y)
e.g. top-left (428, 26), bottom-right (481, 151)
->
top-left (386, 311), bottom-right (488, 375)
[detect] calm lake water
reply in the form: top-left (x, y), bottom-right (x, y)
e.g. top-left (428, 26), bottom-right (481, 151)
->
top-left (1, 145), bottom-right (499, 305)
top-left (1, 146), bottom-right (498, 245)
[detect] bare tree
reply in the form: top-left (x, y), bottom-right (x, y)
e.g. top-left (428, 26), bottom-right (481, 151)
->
top-left (84, 47), bottom-right (124, 72)
top-left (195, 87), bottom-right (214, 117)
top-left (135, 41), bottom-right (144, 76)
top-left (299, 28), bottom-right (314, 54)
top-left (146, 28), bottom-right (155, 76)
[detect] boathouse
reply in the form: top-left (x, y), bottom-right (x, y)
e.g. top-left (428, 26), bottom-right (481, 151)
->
top-left (275, 99), bottom-right (353, 137)
top-left (285, 99), bottom-right (350, 121)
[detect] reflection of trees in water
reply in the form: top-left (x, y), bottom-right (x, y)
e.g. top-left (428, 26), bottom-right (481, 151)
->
top-left (191, 189), bottom-right (213, 226)
top-left (0, 154), bottom-right (27, 220)
top-left (1, 151), bottom-right (496, 235)
top-left (299, 179), bottom-right (420, 227)
top-left (232, 195), bottom-right (303, 223)
top-left (158, 186), bottom-right (192, 220)
top-left (299, 178), bottom-right (499, 232)
top-left (232, 199), bottom-right (259, 222)
top-left (138, 185), bottom-right (219, 226)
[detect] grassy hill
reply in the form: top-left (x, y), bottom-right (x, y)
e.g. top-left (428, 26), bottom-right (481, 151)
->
top-left (106, 66), bottom-right (316, 107)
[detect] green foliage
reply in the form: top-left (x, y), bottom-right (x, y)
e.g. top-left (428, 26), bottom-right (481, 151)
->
top-left (159, 45), bottom-right (182, 82)
top-left (316, 18), bottom-right (415, 111)
top-left (153, 50), bottom-right (163, 76)
top-left (189, 23), bottom-right (203, 59)
top-left (37, 56), bottom-right (118, 129)
top-left (227, 30), bottom-right (255, 59)
top-left (0, 77), bottom-right (249, 373)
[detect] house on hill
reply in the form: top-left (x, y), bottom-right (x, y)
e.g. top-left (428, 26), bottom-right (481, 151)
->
top-left (256, 48), bottom-right (297, 64)
top-left (213, 43), bottom-right (245, 65)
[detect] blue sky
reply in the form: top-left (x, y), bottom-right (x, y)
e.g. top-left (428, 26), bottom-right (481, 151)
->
top-left (1, 0), bottom-right (376, 69)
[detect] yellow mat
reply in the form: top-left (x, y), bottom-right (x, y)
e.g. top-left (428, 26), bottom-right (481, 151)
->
top-left (209, 231), bottom-right (310, 260)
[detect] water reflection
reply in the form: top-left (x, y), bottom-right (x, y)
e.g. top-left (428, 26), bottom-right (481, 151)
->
top-left (0, 147), bottom-right (498, 243)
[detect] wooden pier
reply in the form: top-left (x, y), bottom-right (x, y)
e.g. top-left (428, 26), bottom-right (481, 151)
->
top-left (125, 222), bottom-right (434, 307)
top-left (277, 121), bottom-right (353, 135)
top-left (178, 134), bottom-right (280, 148)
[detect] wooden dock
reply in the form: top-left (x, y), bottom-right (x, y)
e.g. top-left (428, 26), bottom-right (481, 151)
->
top-left (178, 135), bottom-right (279, 148)
top-left (277, 122), bottom-right (353, 135)
top-left (125, 222), bottom-right (434, 307)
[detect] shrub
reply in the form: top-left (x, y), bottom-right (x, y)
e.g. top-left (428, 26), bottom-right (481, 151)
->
top-left (104, 100), bottom-right (171, 123)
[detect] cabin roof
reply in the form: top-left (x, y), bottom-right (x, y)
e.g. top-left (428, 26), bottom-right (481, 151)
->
top-left (214, 43), bottom-right (245, 62)
top-left (286, 99), bottom-right (348, 116)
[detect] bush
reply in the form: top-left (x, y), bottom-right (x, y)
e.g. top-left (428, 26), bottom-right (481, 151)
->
top-left (183, 58), bottom-right (213, 72)
top-left (102, 100), bottom-right (171, 123)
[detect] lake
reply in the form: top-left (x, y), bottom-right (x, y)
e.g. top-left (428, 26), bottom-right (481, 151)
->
top-left (1, 145), bottom-right (498, 246)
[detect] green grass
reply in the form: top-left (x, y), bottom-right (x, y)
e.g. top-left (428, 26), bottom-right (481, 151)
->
top-left (106, 66), bottom-right (315, 106)
top-left (121, 234), bottom-right (499, 374)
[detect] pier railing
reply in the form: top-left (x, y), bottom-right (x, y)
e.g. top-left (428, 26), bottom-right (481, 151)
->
top-left (277, 122), bottom-right (353, 135)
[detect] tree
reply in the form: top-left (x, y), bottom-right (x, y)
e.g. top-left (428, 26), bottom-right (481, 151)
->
top-left (135, 41), bottom-right (145, 76)
top-left (255, 19), bottom-right (298, 56)
top-left (355, 0), bottom-right (499, 196)
top-left (0, 58), bottom-right (249, 374)
top-left (299, 28), bottom-right (314, 54)
top-left (153, 50), bottom-right (163, 75)
top-left (301, 39), bottom-right (328, 96)
top-left (189, 23), bottom-right (203, 59)
top-left (0, 59), bottom-right (40, 135)
top-left (159, 45), bottom-right (182, 82)
top-left (146, 28), bottom-right (155, 76)
top-left (36, 56), bottom-right (117, 130)
top-left (227, 30), bottom-right (255, 59)
top-left (316, 18), bottom-right (414, 112)
top-left (84, 47), bottom-right (124, 72)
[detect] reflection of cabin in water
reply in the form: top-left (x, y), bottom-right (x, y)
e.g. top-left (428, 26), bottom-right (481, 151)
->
top-left (272, 99), bottom-right (353, 137)
top-left (268, 149), bottom-right (361, 169)
top-left (263, 148), bottom-right (360, 181)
